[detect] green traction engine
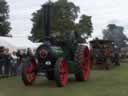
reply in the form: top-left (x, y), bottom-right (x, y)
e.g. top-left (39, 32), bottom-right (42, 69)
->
top-left (21, 3), bottom-right (91, 87)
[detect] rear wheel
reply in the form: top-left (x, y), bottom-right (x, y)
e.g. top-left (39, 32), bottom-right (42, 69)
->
top-left (74, 45), bottom-right (91, 81)
top-left (54, 57), bottom-right (68, 87)
top-left (22, 58), bottom-right (37, 86)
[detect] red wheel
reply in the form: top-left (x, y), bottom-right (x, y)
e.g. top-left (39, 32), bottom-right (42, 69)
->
top-left (82, 47), bottom-right (91, 80)
top-left (74, 45), bottom-right (91, 81)
top-left (54, 57), bottom-right (68, 87)
top-left (22, 58), bottom-right (37, 86)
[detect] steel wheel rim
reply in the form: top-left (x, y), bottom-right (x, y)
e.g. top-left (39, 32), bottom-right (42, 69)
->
top-left (59, 60), bottom-right (68, 86)
top-left (82, 47), bottom-right (91, 80)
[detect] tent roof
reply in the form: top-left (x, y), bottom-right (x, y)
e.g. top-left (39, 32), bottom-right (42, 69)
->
top-left (0, 37), bottom-right (37, 49)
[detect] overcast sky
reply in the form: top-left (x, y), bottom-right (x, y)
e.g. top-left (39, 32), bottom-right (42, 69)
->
top-left (6, 0), bottom-right (128, 38)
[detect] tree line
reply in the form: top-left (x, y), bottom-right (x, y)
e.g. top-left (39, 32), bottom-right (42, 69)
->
top-left (0, 0), bottom-right (128, 48)
top-left (29, 0), bottom-right (93, 42)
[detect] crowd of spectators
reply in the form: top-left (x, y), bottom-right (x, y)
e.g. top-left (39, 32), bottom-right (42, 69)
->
top-left (0, 46), bottom-right (34, 78)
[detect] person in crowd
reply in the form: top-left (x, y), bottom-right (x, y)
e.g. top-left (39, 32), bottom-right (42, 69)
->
top-left (16, 50), bottom-right (22, 62)
top-left (16, 50), bottom-right (22, 75)
top-left (4, 48), bottom-right (11, 77)
top-left (0, 46), bottom-right (5, 76)
top-left (16, 49), bottom-right (26, 75)
top-left (10, 51), bottom-right (18, 76)
top-left (26, 48), bottom-right (34, 57)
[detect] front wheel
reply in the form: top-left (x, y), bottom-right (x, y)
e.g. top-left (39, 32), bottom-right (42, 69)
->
top-left (22, 58), bottom-right (37, 86)
top-left (54, 57), bottom-right (68, 87)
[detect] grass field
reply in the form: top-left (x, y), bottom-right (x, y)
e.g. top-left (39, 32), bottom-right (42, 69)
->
top-left (0, 61), bottom-right (127, 96)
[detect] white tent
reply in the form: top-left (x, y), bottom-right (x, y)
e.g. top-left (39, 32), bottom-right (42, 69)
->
top-left (0, 36), bottom-right (37, 53)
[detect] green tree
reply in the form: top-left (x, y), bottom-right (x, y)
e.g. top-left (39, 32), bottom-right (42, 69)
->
top-left (77, 15), bottom-right (93, 37)
top-left (30, 0), bottom-right (93, 42)
top-left (103, 24), bottom-right (128, 48)
top-left (0, 0), bottom-right (11, 36)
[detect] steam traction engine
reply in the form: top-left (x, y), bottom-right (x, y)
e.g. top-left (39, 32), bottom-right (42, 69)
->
top-left (21, 3), bottom-right (91, 87)
top-left (90, 39), bottom-right (120, 70)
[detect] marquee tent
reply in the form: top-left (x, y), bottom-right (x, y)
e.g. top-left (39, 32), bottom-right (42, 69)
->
top-left (0, 37), bottom-right (38, 53)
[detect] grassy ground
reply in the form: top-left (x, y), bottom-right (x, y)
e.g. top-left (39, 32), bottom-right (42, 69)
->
top-left (0, 61), bottom-right (127, 96)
